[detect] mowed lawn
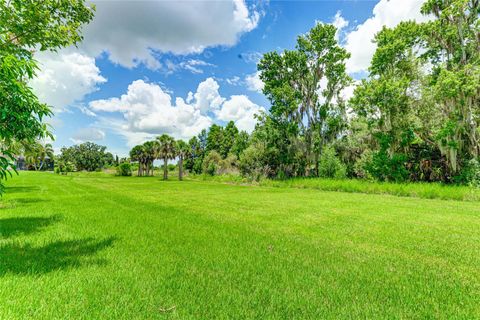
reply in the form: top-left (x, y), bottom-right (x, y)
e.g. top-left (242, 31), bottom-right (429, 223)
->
top-left (1, 172), bottom-right (480, 319)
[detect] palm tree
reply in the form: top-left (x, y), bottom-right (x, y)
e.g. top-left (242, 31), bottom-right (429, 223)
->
top-left (38, 143), bottom-right (54, 170)
top-left (156, 134), bottom-right (176, 180)
top-left (142, 141), bottom-right (156, 176)
top-left (130, 145), bottom-right (145, 176)
top-left (176, 140), bottom-right (188, 181)
top-left (25, 141), bottom-right (54, 171)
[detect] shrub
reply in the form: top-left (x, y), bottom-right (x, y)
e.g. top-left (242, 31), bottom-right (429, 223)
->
top-left (367, 150), bottom-right (409, 182)
top-left (460, 158), bottom-right (480, 187)
top-left (366, 134), bottom-right (409, 182)
top-left (116, 162), bottom-right (132, 176)
top-left (203, 151), bottom-right (222, 176)
top-left (54, 160), bottom-right (75, 175)
top-left (192, 158), bottom-right (203, 174)
top-left (353, 150), bottom-right (373, 180)
top-left (239, 144), bottom-right (266, 181)
top-left (318, 146), bottom-right (347, 179)
top-left (218, 154), bottom-right (238, 175)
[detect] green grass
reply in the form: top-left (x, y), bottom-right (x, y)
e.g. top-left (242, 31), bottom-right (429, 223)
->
top-left (1, 172), bottom-right (480, 319)
top-left (259, 177), bottom-right (480, 201)
top-left (191, 174), bottom-right (480, 202)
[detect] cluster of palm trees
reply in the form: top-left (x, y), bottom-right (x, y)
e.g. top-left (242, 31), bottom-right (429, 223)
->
top-left (129, 134), bottom-right (189, 180)
top-left (5, 139), bottom-right (54, 171)
top-left (26, 142), bottom-right (54, 170)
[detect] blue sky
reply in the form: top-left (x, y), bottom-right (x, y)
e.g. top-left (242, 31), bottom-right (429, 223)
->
top-left (30, 0), bottom-right (428, 157)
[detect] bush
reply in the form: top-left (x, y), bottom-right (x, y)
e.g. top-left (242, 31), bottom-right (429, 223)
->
top-left (318, 146), bottom-right (347, 179)
top-left (218, 154), bottom-right (238, 175)
top-left (116, 162), bottom-right (132, 176)
top-left (54, 160), bottom-right (75, 175)
top-left (239, 144), bottom-right (267, 181)
top-left (460, 158), bottom-right (480, 187)
top-left (353, 150), bottom-right (373, 180)
top-left (203, 151), bottom-right (222, 176)
top-left (366, 134), bottom-right (409, 182)
top-left (192, 158), bottom-right (203, 174)
top-left (367, 151), bottom-right (409, 182)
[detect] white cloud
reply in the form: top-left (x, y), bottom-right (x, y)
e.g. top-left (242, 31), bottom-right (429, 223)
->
top-left (245, 72), bottom-right (264, 93)
top-left (88, 78), bottom-right (264, 146)
top-left (341, 82), bottom-right (358, 102)
top-left (78, 105), bottom-right (97, 117)
top-left (239, 51), bottom-right (263, 64)
top-left (332, 11), bottom-right (349, 41)
top-left (181, 59), bottom-right (214, 74)
top-left (97, 117), bottom-right (156, 149)
top-left (166, 59), bottom-right (215, 74)
top-left (80, 0), bottom-right (260, 69)
top-left (226, 76), bottom-right (241, 86)
top-left (89, 80), bottom-right (213, 144)
top-left (344, 0), bottom-right (429, 74)
top-left (71, 127), bottom-right (105, 144)
top-left (193, 77), bottom-right (225, 113)
top-left (216, 95), bottom-right (265, 132)
top-left (30, 52), bottom-right (106, 112)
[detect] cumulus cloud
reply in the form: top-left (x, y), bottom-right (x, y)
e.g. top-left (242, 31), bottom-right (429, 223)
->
top-left (79, 0), bottom-right (260, 69)
top-left (30, 1), bottom-right (261, 119)
top-left (88, 78), bottom-right (263, 146)
top-left (332, 11), bottom-right (349, 41)
top-left (90, 80), bottom-right (212, 142)
top-left (344, 0), bottom-right (429, 74)
top-left (30, 52), bottom-right (106, 112)
top-left (245, 71), bottom-right (264, 93)
top-left (192, 77), bottom-right (225, 113)
top-left (97, 117), bottom-right (156, 149)
top-left (71, 127), bottom-right (105, 144)
top-left (216, 95), bottom-right (265, 132)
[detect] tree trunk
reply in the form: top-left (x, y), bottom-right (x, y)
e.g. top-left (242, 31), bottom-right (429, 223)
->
top-left (163, 158), bottom-right (168, 180)
top-left (179, 156), bottom-right (183, 181)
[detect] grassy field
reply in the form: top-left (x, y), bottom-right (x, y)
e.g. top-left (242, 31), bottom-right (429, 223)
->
top-left (192, 174), bottom-right (480, 201)
top-left (1, 172), bottom-right (480, 319)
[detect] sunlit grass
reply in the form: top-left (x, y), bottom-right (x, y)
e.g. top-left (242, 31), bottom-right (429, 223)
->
top-left (191, 174), bottom-right (480, 201)
top-left (1, 172), bottom-right (479, 319)
top-left (260, 177), bottom-right (480, 201)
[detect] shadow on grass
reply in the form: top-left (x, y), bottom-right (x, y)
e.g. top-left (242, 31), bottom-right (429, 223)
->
top-left (5, 186), bottom-right (40, 194)
top-left (0, 237), bottom-right (116, 276)
top-left (0, 198), bottom-right (49, 210)
top-left (10, 198), bottom-right (48, 205)
top-left (0, 216), bottom-right (60, 238)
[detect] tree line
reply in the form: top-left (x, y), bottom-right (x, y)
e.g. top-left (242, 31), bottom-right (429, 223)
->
top-left (49, 0), bottom-right (480, 187)
top-left (247, 0), bottom-right (479, 185)
top-left (1, 0), bottom-right (479, 193)
top-left (126, 122), bottom-right (249, 180)
top-left (135, 0), bottom-right (478, 185)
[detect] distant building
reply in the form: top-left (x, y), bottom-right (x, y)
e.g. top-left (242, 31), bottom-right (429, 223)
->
top-left (14, 156), bottom-right (54, 171)
top-left (14, 156), bottom-right (27, 170)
